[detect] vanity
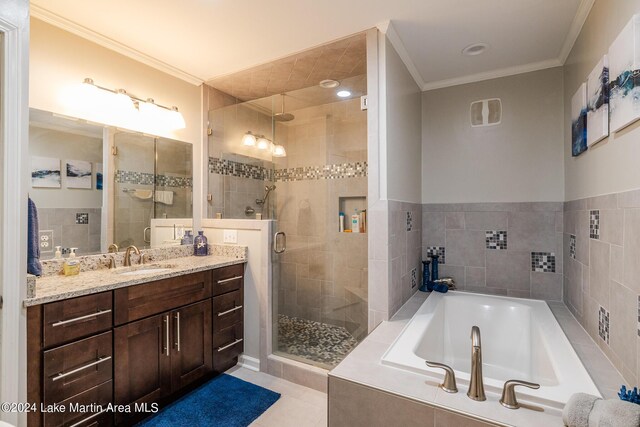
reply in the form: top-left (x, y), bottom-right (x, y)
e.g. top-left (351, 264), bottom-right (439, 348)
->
top-left (25, 255), bottom-right (246, 427)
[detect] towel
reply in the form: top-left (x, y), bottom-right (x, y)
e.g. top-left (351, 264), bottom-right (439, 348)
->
top-left (133, 189), bottom-right (153, 200)
top-left (27, 197), bottom-right (42, 276)
top-left (563, 393), bottom-right (599, 427)
top-left (155, 190), bottom-right (174, 205)
top-left (589, 398), bottom-right (640, 427)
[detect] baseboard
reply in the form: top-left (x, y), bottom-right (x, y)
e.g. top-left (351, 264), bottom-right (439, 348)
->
top-left (238, 354), bottom-right (260, 372)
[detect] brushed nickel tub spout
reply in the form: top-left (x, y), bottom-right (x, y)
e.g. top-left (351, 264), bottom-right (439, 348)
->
top-left (468, 325), bottom-right (486, 401)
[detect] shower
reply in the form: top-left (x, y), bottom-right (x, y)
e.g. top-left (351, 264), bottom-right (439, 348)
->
top-left (256, 185), bottom-right (276, 205)
top-left (273, 94), bottom-right (294, 122)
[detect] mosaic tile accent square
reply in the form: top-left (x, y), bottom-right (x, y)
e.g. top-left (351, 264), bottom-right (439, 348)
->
top-left (569, 234), bottom-right (576, 259)
top-left (599, 305), bottom-right (610, 344)
top-left (411, 267), bottom-right (417, 288)
top-left (485, 230), bottom-right (507, 250)
top-left (426, 246), bottom-right (445, 265)
top-left (637, 295), bottom-right (640, 338)
top-left (75, 213), bottom-right (89, 225)
top-left (590, 210), bottom-right (600, 239)
top-left (531, 252), bottom-right (556, 273)
top-left (406, 211), bottom-right (413, 231)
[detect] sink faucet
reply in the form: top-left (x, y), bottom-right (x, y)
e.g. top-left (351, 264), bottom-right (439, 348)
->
top-left (124, 245), bottom-right (141, 267)
top-left (468, 325), bottom-right (486, 401)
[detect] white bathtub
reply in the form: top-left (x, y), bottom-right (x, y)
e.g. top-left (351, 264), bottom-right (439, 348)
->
top-left (381, 292), bottom-right (601, 409)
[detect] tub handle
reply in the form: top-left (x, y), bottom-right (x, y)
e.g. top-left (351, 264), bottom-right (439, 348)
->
top-left (500, 379), bottom-right (540, 409)
top-left (425, 361), bottom-right (458, 393)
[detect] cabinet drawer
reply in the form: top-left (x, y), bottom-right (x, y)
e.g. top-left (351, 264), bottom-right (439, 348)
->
top-left (43, 332), bottom-right (113, 405)
top-left (212, 264), bottom-right (244, 296)
top-left (44, 293), bottom-right (113, 348)
top-left (114, 272), bottom-right (211, 325)
top-left (44, 380), bottom-right (112, 427)
top-left (213, 323), bottom-right (243, 373)
top-left (212, 290), bottom-right (243, 333)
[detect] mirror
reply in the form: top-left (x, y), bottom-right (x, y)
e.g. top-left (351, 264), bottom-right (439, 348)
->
top-left (29, 108), bottom-right (193, 259)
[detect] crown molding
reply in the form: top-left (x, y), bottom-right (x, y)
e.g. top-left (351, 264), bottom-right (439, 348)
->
top-left (377, 20), bottom-right (426, 90)
top-left (558, 0), bottom-right (596, 64)
top-left (30, 4), bottom-right (204, 86)
top-left (422, 58), bottom-right (562, 91)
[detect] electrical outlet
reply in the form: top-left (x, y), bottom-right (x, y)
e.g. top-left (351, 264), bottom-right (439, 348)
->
top-left (39, 230), bottom-right (54, 253)
top-left (411, 268), bottom-right (417, 288)
top-left (223, 229), bottom-right (238, 244)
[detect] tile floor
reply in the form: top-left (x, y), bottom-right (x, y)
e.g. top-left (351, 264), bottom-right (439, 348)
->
top-left (228, 366), bottom-right (327, 427)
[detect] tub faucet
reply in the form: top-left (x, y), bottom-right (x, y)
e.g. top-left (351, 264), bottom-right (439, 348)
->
top-left (468, 325), bottom-right (486, 401)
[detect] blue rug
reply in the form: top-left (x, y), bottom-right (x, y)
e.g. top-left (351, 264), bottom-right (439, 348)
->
top-left (137, 374), bottom-right (281, 427)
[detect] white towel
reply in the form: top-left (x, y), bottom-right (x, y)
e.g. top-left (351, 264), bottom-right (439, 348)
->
top-left (133, 189), bottom-right (153, 200)
top-left (588, 398), bottom-right (640, 427)
top-left (563, 393), bottom-right (599, 427)
top-left (155, 190), bottom-right (174, 205)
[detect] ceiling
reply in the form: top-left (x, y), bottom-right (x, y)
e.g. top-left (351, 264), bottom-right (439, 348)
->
top-left (31, 0), bottom-right (592, 91)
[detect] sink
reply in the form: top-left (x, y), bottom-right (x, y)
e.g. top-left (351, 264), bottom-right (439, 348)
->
top-left (116, 265), bottom-right (174, 276)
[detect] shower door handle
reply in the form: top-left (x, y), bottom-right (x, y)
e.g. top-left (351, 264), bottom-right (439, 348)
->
top-left (273, 231), bottom-right (286, 254)
top-left (144, 226), bottom-right (151, 244)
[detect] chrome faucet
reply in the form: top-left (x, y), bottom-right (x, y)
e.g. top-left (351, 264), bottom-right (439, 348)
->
top-left (124, 245), bottom-right (140, 267)
top-left (468, 325), bottom-right (486, 401)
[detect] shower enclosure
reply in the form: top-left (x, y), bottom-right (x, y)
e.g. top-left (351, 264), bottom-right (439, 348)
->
top-left (207, 32), bottom-right (368, 369)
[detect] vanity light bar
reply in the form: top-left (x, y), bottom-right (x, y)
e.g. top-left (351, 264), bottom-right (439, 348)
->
top-left (82, 78), bottom-right (185, 129)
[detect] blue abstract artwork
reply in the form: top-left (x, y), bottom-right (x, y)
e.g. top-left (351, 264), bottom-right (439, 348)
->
top-left (31, 156), bottom-right (61, 188)
top-left (571, 83), bottom-right (588, 157)
top-left (587, 56), bottom-right (609, 146)
top-left (609, 15), bottom-right (640, 133)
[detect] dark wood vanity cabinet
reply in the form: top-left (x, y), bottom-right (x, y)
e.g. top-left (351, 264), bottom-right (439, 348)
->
top-left (28, 262), bottom-right (245, 427)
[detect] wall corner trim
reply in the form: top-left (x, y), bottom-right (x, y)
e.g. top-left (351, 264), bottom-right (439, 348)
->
top-left (376, 20), bottom-right (425, 91)
top-left (558, 0), bottom-right (596, 64)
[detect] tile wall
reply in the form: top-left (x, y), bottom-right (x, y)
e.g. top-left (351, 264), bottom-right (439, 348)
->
top-left (422, 202), bottom-right (564, 300)
top-left (564, 191), bottom-right (640, 385)
top-left (38, 208), bottom-right (102, 258)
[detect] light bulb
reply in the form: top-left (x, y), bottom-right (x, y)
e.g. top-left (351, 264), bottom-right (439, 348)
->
top-left (272, 145), bottom-right (287, 157)
top-left (337, 90), bottom-right (351, 98)
top-left (257, 136), bottom-right (270, 150)
top-left (242, 132), bottom-right (257, 146)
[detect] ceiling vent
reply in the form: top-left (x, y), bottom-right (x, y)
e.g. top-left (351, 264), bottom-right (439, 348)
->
top-left (470, 98), bottom-right (501, 127)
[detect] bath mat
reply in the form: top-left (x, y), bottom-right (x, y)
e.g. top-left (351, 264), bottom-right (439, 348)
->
top-left (137, 374), bottom-right (280, 427)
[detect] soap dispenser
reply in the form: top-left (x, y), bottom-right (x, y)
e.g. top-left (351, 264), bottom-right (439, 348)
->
top-left (54, 246), bottom-right (62, 259)
top-left (63, 248), bottom-right (80, 276)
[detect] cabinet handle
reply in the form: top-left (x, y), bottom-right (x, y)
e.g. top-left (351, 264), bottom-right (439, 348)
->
top-left (163, 315), bottom-right (170, 357)
top-left (217, 305), bottom-right (243, 317)
top-left (217, 275), bottom-right (242, 284)
top-left (217, 338), bottom-right (243, 352)
top-left (51, 356), bottom-right (111, 382)
top-left (51, 309), bottom-right (111, 327)
top-left (174, 312), bottom-right (181, 352)
top-left (68, 408), bottom-right (106, 427)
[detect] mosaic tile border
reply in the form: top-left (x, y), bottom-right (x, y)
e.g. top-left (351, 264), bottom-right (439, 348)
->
top-left (406, 212), bottom-right (413, 231)
top-left (485, 230), bottom-right (507, 250)
top-left (115, 170), bottom-right (193, 188)
top-left (569, 234), bottom-right (576, 259)
top-left (208, 157), bottom-right (367, 182)
top-left (599, 305), bottom-right (610, 344)
top-left (637, 296), bottom-right (640, 338)
top-left (426, 246), bottom-right (445, 265)
top-left (531, 252), bottom-right (556, 273)
top-left (590, 210), bottom-right (600, 239)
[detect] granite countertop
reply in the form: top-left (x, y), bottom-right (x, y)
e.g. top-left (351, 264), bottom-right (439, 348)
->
top-left (24, 255), bottom-right (246, 306)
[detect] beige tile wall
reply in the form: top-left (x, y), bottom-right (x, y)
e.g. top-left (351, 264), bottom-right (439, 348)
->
top-left (422, 202), bottom-right (564, 300)
top-left (564, 190), bottom-right (640, 386)
top-left (38, 208), bottom-right (101, 258)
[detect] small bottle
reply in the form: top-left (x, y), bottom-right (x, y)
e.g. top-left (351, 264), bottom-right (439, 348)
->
top-left (339, 212), bottom-right (345, 232)
top-left (54, 246), bottom-right (62, 259)
top-left (63, 248), bottom-right (80, 276)
top-left (193, 231), bottom-right (208, 256)
top-left (351, 209), bottom-right (360, 233)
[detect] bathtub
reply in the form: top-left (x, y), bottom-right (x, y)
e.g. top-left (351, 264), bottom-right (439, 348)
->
top-left (381, 292), bottom-right (601, 409)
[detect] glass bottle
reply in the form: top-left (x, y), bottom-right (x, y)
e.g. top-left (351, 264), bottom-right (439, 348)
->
top-left (193, 231), bottom-right (208, 256)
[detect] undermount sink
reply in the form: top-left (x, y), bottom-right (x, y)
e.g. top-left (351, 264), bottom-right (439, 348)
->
top-left (116, 265), bottom-right (175, 276)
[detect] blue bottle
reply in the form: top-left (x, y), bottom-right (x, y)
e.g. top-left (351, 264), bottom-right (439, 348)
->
top-left (420, 260), bottom-right (431, 292)
top-left (181, 230), bottom-right (193, 246)
top-left (431, 255), bottom-right (439, 282)
top-left (193, 231), bottom-right (208, 256)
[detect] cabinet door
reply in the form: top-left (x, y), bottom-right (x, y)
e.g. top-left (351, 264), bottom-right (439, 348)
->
top-left (114, 313), bottom-right (171, 409)
top-left (171, 300), bottom-right (212, 390)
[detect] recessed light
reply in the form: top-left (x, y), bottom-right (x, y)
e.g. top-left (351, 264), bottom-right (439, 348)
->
top-left (462, 43), bottom-right (489, 56)
top-left (337, 90), bottom-right (351, 98)
top-left (319, 79), bottom-right (340, 88)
